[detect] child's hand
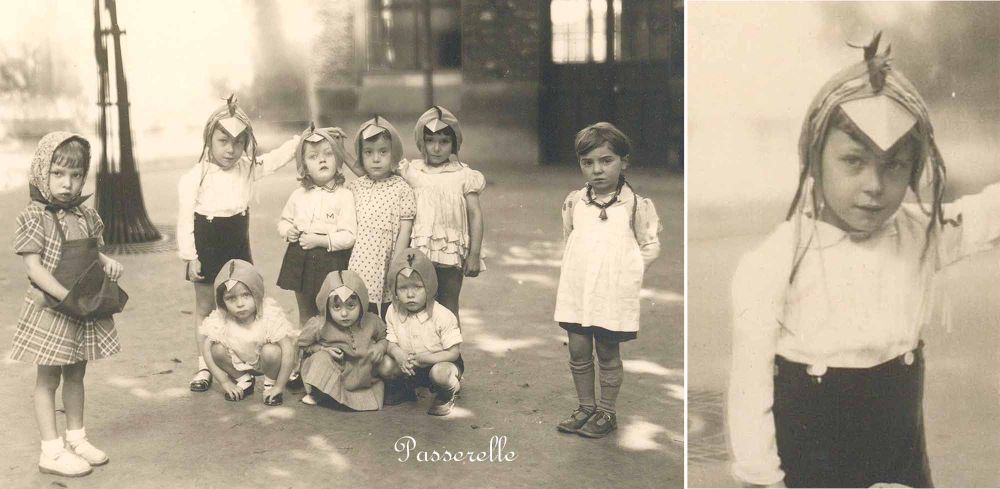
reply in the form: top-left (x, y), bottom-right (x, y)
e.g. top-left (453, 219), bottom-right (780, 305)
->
top-left (463, 255), bottom-right (481, 277)
top-left (286, 226), bottom-right (302, 243)
top-left (299, 233), bottom-right (328, 250)
top-left (222, 380), bottom-right (245, 400)
top-left (327, 347), bottom-right (345, 361)
top-left (264, 385), bottom-right (284, 404)
top-left (186, 259), bottom-right (205, 281)
top-left (102, 257), bottom-right (124, 281)
top-left (391, 349), bottom-right (415, 376)
top-left (366, 344), bottom-right (385, 365)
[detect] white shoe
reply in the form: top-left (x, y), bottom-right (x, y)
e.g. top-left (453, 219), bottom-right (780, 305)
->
top-left (38, 447), bottom-right (92, 477)
top-left (301, 393), bottom-right (317, 405)
top-left (67, 437), bottom-right (109, 466)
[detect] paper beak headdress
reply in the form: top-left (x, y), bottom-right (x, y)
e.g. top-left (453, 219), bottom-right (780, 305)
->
top-left (354, 115), bottom-right (405, 169)
top-left (315, 270), bottom-right (370, 323)
top-left (786, 32), bottom-right (950, 281)
top-left (414, 106), bottom-right (463, 160)
top-left (789, 32), bottom-right (945, 222)
top-left (213, 259), bottom-right (265, 320)
top-left (295, 122), bottom-right (345, 188)
top-left (201, 94), bottom-right (258, 166)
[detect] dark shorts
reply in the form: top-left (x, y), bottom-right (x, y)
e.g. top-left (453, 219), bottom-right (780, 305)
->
top-left (411, 355), bottom-right (465, 391)
top-left (559, 322), bottom-right (637, 343)
top-left (773, 343), bottom-right (932, 488)
top-left (276, 243), bottom-right (351, 300)
top-left (189, 212), bottom-right (252, 284)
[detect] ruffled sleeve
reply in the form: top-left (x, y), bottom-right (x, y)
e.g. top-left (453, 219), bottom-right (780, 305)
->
top-left (261, 298), bottom-right (295, 343)
top-left (13, 207), bottom-right (45, 255)
top-left (175, 165), bottom-right (200, 261)
top-left (462, 168), bottom-right (486, 195)
top-left (561, 191), bottom-right (578, 241)
top-left (398, 180), bottom-right (417, 220)
top-left (199, 310), bottom-right (229, 344)
top-left (727, 224), bottom-right (793, 486)
top-left (634, 196), bottom-right (662, 267)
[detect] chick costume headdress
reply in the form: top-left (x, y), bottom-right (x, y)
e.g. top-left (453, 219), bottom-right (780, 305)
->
top-left (387, 248), bottom-right (439, 314)
top-left (787, 32), bottom-right (949, 280)
top-left (296, 122), bottom-right (345, 189)
top-left (214, 259), bottom-right (265, 321)
top-left (414, 106), bottom-right (463, 163)
top-left (315, 269), bottom-right (370, 323)
top-left (354, 115), bottom-right (405, 168)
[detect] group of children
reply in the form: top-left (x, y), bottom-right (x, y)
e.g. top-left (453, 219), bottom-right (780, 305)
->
top-left (11, 95), bottom-right (663, 479)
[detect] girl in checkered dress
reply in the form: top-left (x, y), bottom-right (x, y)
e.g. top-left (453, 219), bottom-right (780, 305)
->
top-left (11, 132), bottom-right (124, 477)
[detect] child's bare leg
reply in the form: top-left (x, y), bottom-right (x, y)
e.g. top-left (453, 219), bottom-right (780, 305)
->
top-left (34, 365), bottom-right (62, 441)
top-left (191, 282), bottom-right (215, 387)
top-left (258, 344), bottom-right (283, 380)
top-left (294, 291), bottom-right (317, 327)
top-left (375, 356), bottom-right (399, 380)
top-left (594, 338), bottom-right (623, 414)
top-left (61, 361), bottom-right (87, 431)
top-left (428, 362), bottom-right (461, 396)
top-left (567, 331), bottom-right (596, 410)
top-left (208, 343), bottom-right (243, 380)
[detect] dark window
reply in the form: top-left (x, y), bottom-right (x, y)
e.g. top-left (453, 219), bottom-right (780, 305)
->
top-left (551, 0), bottom-right (679, 65)
top-left (368, 0), bottom-right (461, 71)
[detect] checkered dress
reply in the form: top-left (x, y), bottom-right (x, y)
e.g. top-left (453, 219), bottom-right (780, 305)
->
top-left (9, 202), bottom-right (121, 365)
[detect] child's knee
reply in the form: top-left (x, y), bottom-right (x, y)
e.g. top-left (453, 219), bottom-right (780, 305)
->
top-left (429, 362), bottom-right (459, 388)
top-left (36, 366), bottom-right (62, 390)
top-left (61, 362), bottom-right (87, 383)
top-left (209, 342), bottom-right (229, 363)
top-left (377, 356), bottom-right (399, 379)
top-left (259, 343), bottom-right (283, 375)
top-left (594, 339), bottom-right (621, 363)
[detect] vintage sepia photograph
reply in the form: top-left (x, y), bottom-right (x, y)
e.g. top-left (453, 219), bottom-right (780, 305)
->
top-left (0, 1), bottom-right (682, 488)
top-left (688, 1), bottom-right (1000, 488)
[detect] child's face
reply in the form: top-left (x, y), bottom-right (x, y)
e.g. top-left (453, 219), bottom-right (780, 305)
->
top-left (328, 294), bottom-right (362, 328)
top-left (303, 141), bottom-right (339, 186)
top-left (361, 136), bottom-right (394, 180)
top-left (222, 282), bottom-right (256, 324)
top-left (395, 272), bottom-right (428, 314)
top-left (819, 127), bottom-right (919, 234)
top-left (48, 163), bottom-right (86, 204)
top-left (210, 128), bottom-right (248, 169)
top-left (579, 142), bottom-right (628, 194)
top-left (423, 132), bottom-right (453, 166)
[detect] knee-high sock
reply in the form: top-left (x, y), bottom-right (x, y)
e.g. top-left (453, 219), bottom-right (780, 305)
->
top-left (597, 357), bottom-right (623, 413)
top-left (569, 358), bottom-right (596, 409)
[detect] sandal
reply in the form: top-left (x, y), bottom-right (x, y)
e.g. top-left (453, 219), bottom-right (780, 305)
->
top-left (189, 369), bottom-right (212, 392)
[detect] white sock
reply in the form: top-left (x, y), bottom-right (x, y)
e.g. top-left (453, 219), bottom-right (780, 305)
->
top-left (64, 427), bottom-right (87, 443)
top-left (41, 437), bottom-right (64, 456)
top-left (197, 356), bottom-right (208, 371)
top-left (235, 373), bottom-right (253, 388)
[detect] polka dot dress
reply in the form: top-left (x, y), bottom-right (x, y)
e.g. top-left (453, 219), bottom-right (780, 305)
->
top-left (347, 175), bottom-right (416, 304)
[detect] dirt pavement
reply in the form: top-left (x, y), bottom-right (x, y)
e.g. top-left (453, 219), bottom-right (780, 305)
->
top-left (0, 134), bottom-right (683, 489)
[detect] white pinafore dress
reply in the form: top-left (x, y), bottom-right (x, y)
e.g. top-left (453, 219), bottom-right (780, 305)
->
top-left (554, 191), bottom-right (644, 332)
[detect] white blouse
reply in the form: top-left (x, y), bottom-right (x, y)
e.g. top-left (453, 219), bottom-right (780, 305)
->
top-left (277, 185), bottom-right (357, 252)
top-left (728, 182), bottom-right (1000, 485)
top-left (176, 136), bottom-right (300, 261)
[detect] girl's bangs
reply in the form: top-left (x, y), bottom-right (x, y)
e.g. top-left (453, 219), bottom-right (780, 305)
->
top-left (51, 139), bottom-right (90, 170)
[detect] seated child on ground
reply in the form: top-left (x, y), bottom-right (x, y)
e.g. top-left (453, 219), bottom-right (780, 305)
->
top-left (381, 248), bottom-right (463, 416)
top-left (201, 259), bottom-right (296, 406)
top-left (297, 269), bottom-right (392, 410)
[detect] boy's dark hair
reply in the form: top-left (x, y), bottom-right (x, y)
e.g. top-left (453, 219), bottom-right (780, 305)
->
top-left (422, 125), bottom-right (457, 148)
top-left (51, 137), bottom-right (91, 172)
top-left (574, 122), bottom-right (631, 159)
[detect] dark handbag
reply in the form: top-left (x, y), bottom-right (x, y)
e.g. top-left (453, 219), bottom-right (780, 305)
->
top-left (52, 259), bottom-right (129, 320)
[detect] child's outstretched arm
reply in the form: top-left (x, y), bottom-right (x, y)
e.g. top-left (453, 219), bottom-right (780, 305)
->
top-left (321, 127), bottom-right (365, 177)
top-left (463, 192), bottom-right (483, 277)
top-left (412, 344), bottom-right (460, 368)
top-left (253, 134), bottom-right (301, 180)
top-left (22, 254), bottom-right (69, 301)
top-left (635, 197), bottom-right (663, 268)
top-left (926, 180), bottom-right (1000, 268)
top-left (392, 219), bottom-right (414, 266)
